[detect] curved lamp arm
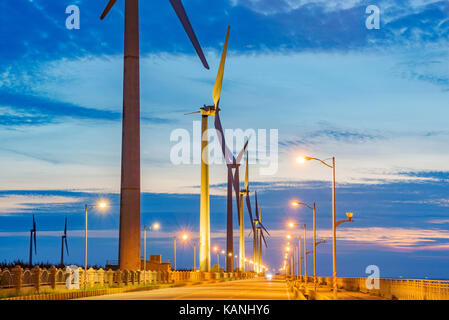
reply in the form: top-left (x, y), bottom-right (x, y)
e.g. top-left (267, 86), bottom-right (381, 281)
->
top-left (306, 157), bottom-right (334, 169)
top-left (336, 219), bottom-right (354, 228)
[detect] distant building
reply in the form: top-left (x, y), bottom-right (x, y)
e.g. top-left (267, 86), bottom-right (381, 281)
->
top-left (141, 255), bottom-right (171, 272)
top-left (210, 264), bottom-right (224, 273)
top-left (106, 255), bottom-right (171, 271)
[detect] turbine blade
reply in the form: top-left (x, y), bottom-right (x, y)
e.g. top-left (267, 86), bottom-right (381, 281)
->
top-left (65, 237), bottom-right (69, 256)
top-left (100, 0), bottom-right (118, 20)
top-left (214, 111), bottom-right (235, 165)
top-left (246, 194), bottom-right (255, 233)
top-left (169, 0), bottom-right (209, 69)
top-left (34, 232), bottom-right (37, 254)
top-left (261, 231), bottom-right (268, 248)
top-left (184, 111), bottom-right (201, 115)
top-left (212, 26), bottom-right (230, 108)
top-left (260, 222), bottom-right (270, 236)
top-left (236, 138), bottom-right (249, 165)
top-left (245, 151), bottom-right (249, 190)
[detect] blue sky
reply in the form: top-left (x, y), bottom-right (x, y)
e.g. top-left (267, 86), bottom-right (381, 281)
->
top-left (1, 0), bottom-right (449, 278)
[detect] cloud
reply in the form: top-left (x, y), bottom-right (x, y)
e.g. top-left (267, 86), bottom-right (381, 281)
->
top-left (399, 171), bottom-right (449, 181)
top-left (0, 194), bottom-right (82, 215)
top-left (428, 219), bottom-right (449, 224)
top-left (0, 90), bottom-right (121, 125)
top-left (230, 0), bottom-right (363, 15)
top-left (280, 127), bottom-right (382, 149)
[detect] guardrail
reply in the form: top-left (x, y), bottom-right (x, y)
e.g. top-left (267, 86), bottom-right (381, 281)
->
top-left (0, 265), bottom-right (256, 297)
top-left (286, 275), bottom-right (449, 300)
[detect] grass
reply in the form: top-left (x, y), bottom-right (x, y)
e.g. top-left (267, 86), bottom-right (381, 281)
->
top-left (0, 282), bottom-right (170, 299)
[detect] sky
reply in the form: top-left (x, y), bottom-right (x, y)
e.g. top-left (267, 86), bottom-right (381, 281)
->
top-left (1, 0), bottom-right (449, 279)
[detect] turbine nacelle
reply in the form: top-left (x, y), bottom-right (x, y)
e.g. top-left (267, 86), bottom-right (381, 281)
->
top-left (200, 105), bottom-right (218, 117)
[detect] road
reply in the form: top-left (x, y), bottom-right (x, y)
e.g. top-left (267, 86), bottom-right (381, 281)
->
top-left (78, 278), bottom-right (291, 300)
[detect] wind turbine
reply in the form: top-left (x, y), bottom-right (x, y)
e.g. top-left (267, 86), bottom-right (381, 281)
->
top-left (60, 217), bottom-right (69, 266)
top-left (100, 0), bottom-right (209, 270)
top-left (250, 192), bottom-right (269, 273)
top-left (185, 26), bottom-right (230, 272)
top-left (223, 140), bottom-right (248, 272)
top-left (238, 151), bottom-right (256, 272)
top-left (206, 29), bottom-right (253, 273)
top-left (29, 215), bottom-right (37, 266)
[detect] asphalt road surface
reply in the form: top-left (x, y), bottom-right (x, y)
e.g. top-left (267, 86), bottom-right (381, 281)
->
top-left (78, 278), bottom-right (291, 300)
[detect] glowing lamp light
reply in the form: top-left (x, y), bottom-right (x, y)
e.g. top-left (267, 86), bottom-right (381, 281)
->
top-left (296, 156), bottom-right (311, 164)
top-left (346, 212), bottom-right (354, 221)
top-left (296, 156), bottom-right (306, 164)
top-left (181, 233), bottom-right (188, 241)
top-left (291, 201), bottom-right (300, 207)
top-left (286, 235), bottom-right (292, 239)
top-left (153, 223), bottom-right (160, 230)
top-left (221, 250), bottom-right (225, 254)
top-left (288, 222), bottom-right (295, 228)
top-left (213, 246), bottom-right (218, 252)
top-left (98, 202), bottom-right (107, 209)
top-left (285, 246), bottom-right (291, 252)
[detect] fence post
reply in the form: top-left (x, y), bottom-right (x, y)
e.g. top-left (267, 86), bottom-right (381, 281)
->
top-left (123, 270), bottom-right (129, 286)
top-left (106, 269), bottom-right (114, 287)
top-left (116, 270), bottom-right (122, 286)
top-left (32, 266), bottom-right (41, 293)
top-left (12, 265), bottom-right (23, 293)
top-left (49, 266), bottom-right (57, 290)
top-left (98, 268), bottom-right (105, 286)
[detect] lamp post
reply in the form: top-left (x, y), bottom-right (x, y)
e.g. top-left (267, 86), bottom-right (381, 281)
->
top-left (173, 236), bottom-right (177, 271)
top-left (288, 222), bottom-right (308, 284)
top-left (213, 246), bottom-right (219, 269)
top-left (291, 201), bottom-right (320, 288)
top-left (221, 250), bottom-right (225, 270)
top-left (193, 241), bottom-right (197, 271)
top-left (296, 155), bottom-right (338, 298)
top-left (284, 245), bottom-right (291, 279)
top-left (143, 223), bottom-right (160, 283)
top-left (174, 233), bottom-right (189, 271)
top-left (84, 201), bottom-right (108, 289)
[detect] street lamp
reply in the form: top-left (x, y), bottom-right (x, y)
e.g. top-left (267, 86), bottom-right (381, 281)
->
top-left (193, 240), bottom-right (197, 271)
top-left (291, 201), bottom-right (321, 289)
top-left (174, 233), bottom-right (189, 271)
top-left (143, 222), bottom-right (160, 283)
top-left (288, 222), bottom-right (308, 284)
top-left (213, 246), bottom-right (219, 269)
top-left (84, 201), bottom-right (108, 289)
top-left (296, 155), bottom-right (339, 298)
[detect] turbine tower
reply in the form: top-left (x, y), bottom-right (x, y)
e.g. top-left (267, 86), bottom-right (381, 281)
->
top-left (224, 140), bottom-right (248, 272)
top-left (29, 215), bottom-right (37, 266)
top-left (100, 0), bottom-right (209, 270)
top-left (60, 217), bottom-right (69, 266)
top-left (186, 27), bottom-right (230, 272)
top-left (238, 151), bottom-right (256, 272)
